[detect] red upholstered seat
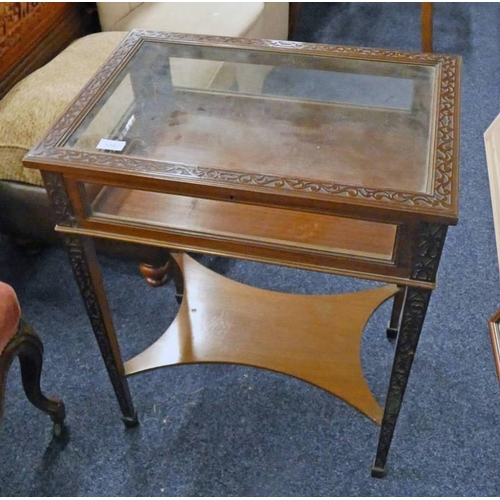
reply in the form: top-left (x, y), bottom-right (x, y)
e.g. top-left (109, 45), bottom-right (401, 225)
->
top-left (0, 282), bottom-right (21, 354)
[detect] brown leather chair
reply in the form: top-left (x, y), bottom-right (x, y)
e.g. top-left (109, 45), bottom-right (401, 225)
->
top-left (0, 282), bottom-right (65, 436)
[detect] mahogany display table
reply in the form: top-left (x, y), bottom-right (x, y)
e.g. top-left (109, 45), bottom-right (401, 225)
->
top-left (24, 30), bottom-right (461, 476)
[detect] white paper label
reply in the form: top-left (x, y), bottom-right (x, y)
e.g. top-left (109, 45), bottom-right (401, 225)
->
top-left (97, 139), bottom-right (126, 152)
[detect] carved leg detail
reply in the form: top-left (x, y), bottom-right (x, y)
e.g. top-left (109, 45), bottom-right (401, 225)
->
top-left (64, 234), bottom-right (138, 427)
top-left (387, 287), bottom-right (405, 340)
top-left (421, 2), bottom-right (433, 53)
top-left (372, 287), bottom-right (432, 478)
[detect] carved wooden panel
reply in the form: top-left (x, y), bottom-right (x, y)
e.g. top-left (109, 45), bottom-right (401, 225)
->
top-left (0, 3), bottom-right (44, 54)
top-left (0, 2), bottom-right (97, 99)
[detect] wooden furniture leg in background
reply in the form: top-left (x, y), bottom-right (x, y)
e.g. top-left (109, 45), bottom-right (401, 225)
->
top-left (421, 2), bottom-right (433, 52)
top-left (139, 261), bottom-right (171, 287)
top-left (288, 2), bottom-right (301, 38)
top-left (387, 287), bottom-right (405, 340)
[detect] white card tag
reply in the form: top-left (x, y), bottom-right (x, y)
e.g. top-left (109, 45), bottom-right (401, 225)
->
top-left (97, 139), bottom-right (126, 152)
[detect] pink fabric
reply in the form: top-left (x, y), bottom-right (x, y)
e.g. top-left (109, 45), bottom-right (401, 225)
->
top-left (0, 282), bottom-right (21, 354)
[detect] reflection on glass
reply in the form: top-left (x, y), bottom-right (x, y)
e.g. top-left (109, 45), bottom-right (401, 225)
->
top-left (66, 41), bottom-right (436, 194)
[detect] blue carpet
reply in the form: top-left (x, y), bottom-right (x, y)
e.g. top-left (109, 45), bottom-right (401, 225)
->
top-left (1, 2), bottom-right (500, 495)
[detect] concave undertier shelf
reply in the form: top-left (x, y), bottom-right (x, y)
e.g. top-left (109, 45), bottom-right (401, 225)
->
top-left (124, 253), bottom-right (398, 424)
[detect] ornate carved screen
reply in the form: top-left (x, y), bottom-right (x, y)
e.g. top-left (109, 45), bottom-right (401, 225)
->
top-left (0, 2), bottom-right (94, 99)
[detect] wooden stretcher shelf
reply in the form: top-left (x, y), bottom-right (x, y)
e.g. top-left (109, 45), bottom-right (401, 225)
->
top-left (124, 253), bottom-right (399, 424)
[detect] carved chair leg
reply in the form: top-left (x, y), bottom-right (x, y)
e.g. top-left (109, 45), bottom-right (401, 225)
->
top-left (0, 320), bottom-right (65, 437)
top-left (41, 172), bottom-right (137, 427)
top-left (386, 287), bottom-right (405, 340)
top-left (372, 287), bottom-right (432, 478)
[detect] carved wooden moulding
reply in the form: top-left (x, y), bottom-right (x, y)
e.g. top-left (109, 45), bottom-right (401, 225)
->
top-left (0, 2), bottom-right (89, 99)
top-left (26, 30), bottom-right (461, 224)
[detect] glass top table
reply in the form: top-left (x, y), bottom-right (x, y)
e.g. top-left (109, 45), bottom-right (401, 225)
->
top-left (28, 30), bottom-right (459, 224)
top-left (66, 39), bottom-right (436, 196)
top-left (24, 31), bottom-right (461, 477)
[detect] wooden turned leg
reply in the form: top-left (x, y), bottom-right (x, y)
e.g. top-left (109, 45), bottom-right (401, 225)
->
top-left (372, 287), bottom-right (432, 478)
top-left (139, 248), bottom-right (174, 287)
top-left (387, 287), bottom-right (405, 340)
top-left (64, 234), bottom-right (138, 427)
top-left (139, 261), bottom-right (171, 287)
top-left (0, 320), bottom-right (66, 437)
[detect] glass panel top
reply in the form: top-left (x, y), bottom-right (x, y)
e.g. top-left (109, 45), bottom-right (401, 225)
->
top-left (66, 41), bottom-right (437, 194)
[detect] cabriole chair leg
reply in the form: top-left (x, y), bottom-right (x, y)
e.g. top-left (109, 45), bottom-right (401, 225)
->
top-left (0, 319), bottom-right (66, 437)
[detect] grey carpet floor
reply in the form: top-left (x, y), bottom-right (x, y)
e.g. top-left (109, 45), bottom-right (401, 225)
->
top-left (1, 2), bottom-right (500, 496)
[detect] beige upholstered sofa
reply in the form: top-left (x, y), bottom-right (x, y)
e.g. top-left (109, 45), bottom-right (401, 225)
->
top-left (0, 2), bottom-right (289, 247)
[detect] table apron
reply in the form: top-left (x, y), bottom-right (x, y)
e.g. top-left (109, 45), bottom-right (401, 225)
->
top-left (54, 223), bottom-right (436, 290)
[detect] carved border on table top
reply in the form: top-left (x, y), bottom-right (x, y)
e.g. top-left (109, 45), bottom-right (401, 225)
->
top-left (29, 31), bottom-right (460, 214)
